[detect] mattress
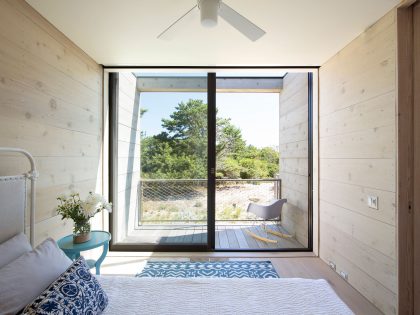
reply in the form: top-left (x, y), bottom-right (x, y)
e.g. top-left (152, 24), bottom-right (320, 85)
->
top-left (98, 276), bottom-right (354, 315)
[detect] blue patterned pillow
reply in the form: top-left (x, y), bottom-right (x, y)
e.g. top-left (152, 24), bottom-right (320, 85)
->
top-left (21, 257), bottom-right (108, 315)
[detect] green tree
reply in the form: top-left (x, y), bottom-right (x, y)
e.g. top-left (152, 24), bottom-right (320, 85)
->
top-left (141, 99), bottom-right (279, 179)
top-left (216, 117), bottom-right (245, 159)
top-left (141, 100), bottom-right (208, 179)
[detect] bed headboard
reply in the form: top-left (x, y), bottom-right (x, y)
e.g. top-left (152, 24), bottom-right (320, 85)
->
top-left (0, 148), bottom-right (38, 246)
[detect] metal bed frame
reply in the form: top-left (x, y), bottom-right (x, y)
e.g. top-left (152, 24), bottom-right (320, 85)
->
top-left (0, 147), bottom-right (38, 246)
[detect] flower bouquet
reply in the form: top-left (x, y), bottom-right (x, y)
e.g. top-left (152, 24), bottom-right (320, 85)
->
top-left (56, 192), bottom-right (112, 244)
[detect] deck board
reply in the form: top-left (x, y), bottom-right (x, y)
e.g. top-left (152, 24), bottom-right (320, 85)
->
top-left (218, 227), bottom-right (230, 248)
top-left (242, 226), bottom-right (260, 249)
top-left (234, 226), bottom-right (249, 249)
top-left (215, 229), bottom-right (220, 248)
top-left (192, 227), bottom-right (204, 244)
top-left (183, 228), bottom-right (194, 244)
top-left (128, 224), bottom-right (304, 250)
top-left (201, 228), bottom-right (207, 244)
top-left (225, 228), bottom-right (240, 249)
top-left (249, 226), bottom-right (269, 249)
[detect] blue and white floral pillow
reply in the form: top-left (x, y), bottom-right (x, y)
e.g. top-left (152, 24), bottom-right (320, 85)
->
top-left (21, 257), bottom-right (108, 314)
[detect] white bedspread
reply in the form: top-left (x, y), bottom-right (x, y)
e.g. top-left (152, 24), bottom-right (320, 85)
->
top-left (98, 276), bottom-right (354, 315)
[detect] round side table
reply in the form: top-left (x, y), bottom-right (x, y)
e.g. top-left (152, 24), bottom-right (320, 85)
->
top-left (57, 230), bottom-right (111, 275)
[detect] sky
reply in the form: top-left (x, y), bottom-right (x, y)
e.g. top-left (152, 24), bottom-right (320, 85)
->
top-left (139, 92), bottom-right (279, 148)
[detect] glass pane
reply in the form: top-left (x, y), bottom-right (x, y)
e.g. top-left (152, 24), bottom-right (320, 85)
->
top-left (215, 73), bottom-right (309, 250)
top-left (115, 72), bottom-right (208, 246)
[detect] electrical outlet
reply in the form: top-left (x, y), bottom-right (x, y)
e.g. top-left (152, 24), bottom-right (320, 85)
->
top-left (328, 261), bottom-right (336, 270)
top-left (367, 195), bottom-right (378, 210)
top-left (339, 271), bottom-right (348, 281)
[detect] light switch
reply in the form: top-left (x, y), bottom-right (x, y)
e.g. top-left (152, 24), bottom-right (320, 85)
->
top-left (367, 195), bottom-right (378, 210)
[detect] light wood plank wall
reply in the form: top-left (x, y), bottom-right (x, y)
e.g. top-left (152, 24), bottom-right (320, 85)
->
top-left (278, 73), bottom-right (309, 247)
top-left (115, 72), bottom-right (140, 242)
top-left (0, 0), bottom-right (103, 244)
top-left (319, 10), bottom-right (397, 314)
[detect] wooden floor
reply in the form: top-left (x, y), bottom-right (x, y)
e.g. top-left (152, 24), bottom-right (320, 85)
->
top-left (122, 224), bottom-right (303, 249)
top-left (215, 224), bottom-right (303, 249)
top-left (94, 254), bottom-right (382, 315)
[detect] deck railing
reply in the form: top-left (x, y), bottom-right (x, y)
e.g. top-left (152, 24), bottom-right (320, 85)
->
top-left (138, 178), bottom-right (281, 225)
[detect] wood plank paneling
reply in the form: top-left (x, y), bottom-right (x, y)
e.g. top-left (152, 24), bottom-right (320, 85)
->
top-left (320, 11), bottom-right (396, 116)
top-left (320, 179), bottom-right (395, 225)
top-left (0, 34), bottom-right (100, 111)
top-left (319, 9), bottom-right (397, 314)
top-left (396, 2), bottom-right (420, 313)
top-left (320, 158), bottom-right (395, 192)
top-left (278, 140), bottom-right (308, 159)
top-left (320, 91), bottom-right (395, 137)
top-left (0, 116), bottom-right (100, 157)
top-left (0, 0), bottom-right (101, 92)
top-left (321, 221), bottom-right (397, 293)
top-left (278, 73), bottom-right (309, 247)
top-left (0, 0), bottom-right (102, 245)
top-left (320, 124), bottom-right (395, 159)
top-left (0, 78), bottom-right (100, 135)
top-left (115, 72), bottom-right (140, 242)
top-left (321, 201), bottom-right (395, 259)
top-left (279, 121), bottom-right (308, 145)
top-left (320, 243), bottom-right (397, 315)
top-left (413, 4), bottom-right (420, 313)
top-left (118, 171), bottom-right (140, 193)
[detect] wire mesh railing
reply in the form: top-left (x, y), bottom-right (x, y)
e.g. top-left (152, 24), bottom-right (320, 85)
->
top-left (138, 178), bottom-right (281, 225)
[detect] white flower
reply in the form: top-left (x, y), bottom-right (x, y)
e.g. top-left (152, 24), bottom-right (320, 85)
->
top-left (103, 202), bottom-right (112, 213)
top-left (80, 193), bottom-right (112, 218)
top-left (81, 200), bottom-right (97, 218)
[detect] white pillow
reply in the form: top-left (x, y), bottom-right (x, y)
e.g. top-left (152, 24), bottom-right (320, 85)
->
top-left (0, 237), bottom-right (72, 315)
top-left (0, 232), bottom-right (32, 269)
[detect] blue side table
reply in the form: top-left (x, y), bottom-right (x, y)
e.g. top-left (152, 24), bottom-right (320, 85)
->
top-left (57, 230), bottom-right (111, 275)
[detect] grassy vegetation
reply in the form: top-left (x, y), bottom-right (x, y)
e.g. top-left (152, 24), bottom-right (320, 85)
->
top-left (139, 99), bottom-right (279, 223)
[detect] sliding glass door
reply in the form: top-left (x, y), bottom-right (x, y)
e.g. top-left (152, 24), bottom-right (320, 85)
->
top-left (109, 70), bottom-right (313, 252)
top-left (215, 74), bottom-right (283, 250)
top-left (109, 72), bottom-right (209, 250)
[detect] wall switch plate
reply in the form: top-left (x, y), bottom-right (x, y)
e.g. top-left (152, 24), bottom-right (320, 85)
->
top-left (339, 271), bottom-right (348, 281)
top-left (367, 195), bottom-right (378, 210)
top-left (328, 261), bottom-right (336, 270)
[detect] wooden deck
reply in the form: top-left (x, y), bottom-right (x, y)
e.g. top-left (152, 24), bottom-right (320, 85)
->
top-left (122, 224), bottom-right (304, 250)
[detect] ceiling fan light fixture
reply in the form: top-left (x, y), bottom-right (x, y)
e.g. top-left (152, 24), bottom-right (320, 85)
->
top-left (158, 0), bottom-right (265, 41)
top-left (198, 0), bottom-right (220, 28)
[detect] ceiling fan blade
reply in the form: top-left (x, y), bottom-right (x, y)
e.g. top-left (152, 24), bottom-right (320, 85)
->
top-left (157, 5), bottom-right (198, 40)
top-left (219, 2), bottom-right (266, 41)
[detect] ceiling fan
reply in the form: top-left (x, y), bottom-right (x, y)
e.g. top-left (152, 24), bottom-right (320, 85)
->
top-left (157, 0), bottom-right (266, 42)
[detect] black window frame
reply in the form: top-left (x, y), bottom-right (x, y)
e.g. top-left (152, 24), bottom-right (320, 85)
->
top-left (107, 67), bottom-right (316, 253)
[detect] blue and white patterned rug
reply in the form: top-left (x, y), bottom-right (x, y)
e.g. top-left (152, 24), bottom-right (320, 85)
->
top-left (136, 261), bottom-right (279, 278)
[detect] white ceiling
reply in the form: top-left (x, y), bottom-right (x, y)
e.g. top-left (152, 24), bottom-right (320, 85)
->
top-left (26, 0), bottom-right (400, 66)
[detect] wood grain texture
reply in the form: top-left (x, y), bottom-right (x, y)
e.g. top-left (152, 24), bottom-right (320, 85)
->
top-left (278, 73), bottom-right (309, 247)
top-left (396, 5), bottom-right (415, 315)
top-left (319, 9), bottom-right (397, 314)
top-left (0, 0), bottom-right (102, 245)
top-left (397, 1), bottom-right (420, 313)
top-left (413, 4), bottom-right (420, 313)
top-left (115, 72), bottom-right (140, 242)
